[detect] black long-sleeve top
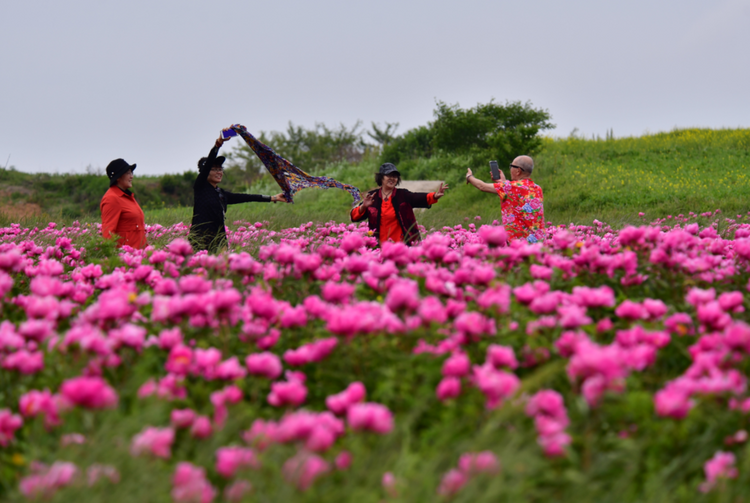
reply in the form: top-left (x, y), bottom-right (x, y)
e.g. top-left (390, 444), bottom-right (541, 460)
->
top-left (188, 144), bottom-right (271, 252)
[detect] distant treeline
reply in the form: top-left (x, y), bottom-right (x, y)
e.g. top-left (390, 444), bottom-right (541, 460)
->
top-left (0, 100), bottom-right (554, 219)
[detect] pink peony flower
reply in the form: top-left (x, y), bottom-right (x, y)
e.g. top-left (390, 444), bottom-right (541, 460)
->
top-left (326, 381), bottom-right (366, 415)
top-left (699, 451), bottom-right (738, 492)
top-left (436, 376), bottom-right (462, 401)
top-left (130, 426), bottom-right (175, 459)
top-left (224, 480), bottom-right (252, 502)
top-left (486, 344), bottom-right (518, 369)
top-left (335, 451), bottom-right (353, 470)
top-left (215, 446), bottom-right (259, 478)
top-left (654, 387), bottom-right (693, 419)
top-left (471, 363), bottom-right (520, 409)
top-left (171, 408), bottom-right (197, 429)
top-left (19, 389), bottom-right (60, 428)
top-left (458, 451), bottom-right (499, 475)
top-left (268, 379), bottom-right (307, 407)
top-left (19, 461), bottom-right (78, 500)
top-left (172, 462), bottom-right (216, 503)
top-left (283, 451), bottom-right (330, 490)
top-left (2, 349), bottom-right (44, 374)
top-left (165, 344), bottom-right (193, 375)
top-left (245, 351), bottom-right (283, 379)
top-left (437, 468), bottom-right (469, 496)
top-left (190, 416), bottom-right (213, 439)
top-left (478, 225), bottom-right (508, 247)
top-left (442, 352), bottom-right (471, 377)
top-left (347, 402), bottom-right (394, 434)
top-left (0, 408), bottom-right (23, 446)
top-left (59, 376), bottom-right (118, 409)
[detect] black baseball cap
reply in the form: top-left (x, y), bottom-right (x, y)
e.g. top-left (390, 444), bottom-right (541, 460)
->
top-left (379, 163), bottom-right (399, 176)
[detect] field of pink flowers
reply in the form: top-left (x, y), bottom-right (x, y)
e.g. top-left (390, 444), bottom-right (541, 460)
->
top-left (2, 212), bottom-right (750, 502)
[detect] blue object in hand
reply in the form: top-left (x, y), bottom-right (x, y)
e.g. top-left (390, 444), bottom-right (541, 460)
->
top-left (221, 129), bottom-right (238, 140)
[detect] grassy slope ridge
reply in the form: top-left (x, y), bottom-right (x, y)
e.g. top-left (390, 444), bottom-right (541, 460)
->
top-left (2, 128), bottom-right (749, 229)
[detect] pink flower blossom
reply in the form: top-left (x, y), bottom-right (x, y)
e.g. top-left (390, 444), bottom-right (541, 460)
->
top-left (171, 408), bottom-right (196, 429)
top-left (283, 451), bottom-right (330, 490)
top-left (245, 351), bottom-right (283, 379)
top-left (438, 468), bottom-right (468, 496)
top-left (215, 446), bottom-right (259, 478)
top-left (335, 451), bottom-right (352, 470)
top-left (59, 376), bottom-right (118, 409)
top-left (130, 426), bottom-right (175, 459)
top-left (442, 352), bottom-right (471, 377)
top-left (19, 461), bottom-right (78, 500)
top-left (268, 379), bottom-right (307, 408)
top-left (347, 402), bottom-right (394, 434)
top-left (457, 451), bottom-right (499, 475)
top-left (224, 480), bottom-right (252, 502)
top-left (0, 408), bottom-right (23, 446)
top-left (326, 381), bottom-right (366, 414)
top-left (487, 344), bottom-right (518, 369)
top-left (471, 363), bottom-right (520, 409)
top-left (190, 416), bottom-right (213, 439)
top-left (436, 376), bottom-right (462, 401)
top-left (2, 349), bottom-right (44, 374)
top-left (478, 225), bottom-right (507, 247)
top-left (172, 462), bottom-right (216, 503)
top-left (699, 451), bottom-right (738, 492)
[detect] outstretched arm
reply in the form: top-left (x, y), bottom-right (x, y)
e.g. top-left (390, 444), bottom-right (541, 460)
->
top-left (466, 168), bottom-right (501, 194)
top-left (224, 192), bottom-right (289, 205)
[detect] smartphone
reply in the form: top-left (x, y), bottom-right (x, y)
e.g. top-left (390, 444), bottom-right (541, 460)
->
top-left (489, 160), bottom-right (500, 180)
top-left (221, 129), bottom-right (238, 140)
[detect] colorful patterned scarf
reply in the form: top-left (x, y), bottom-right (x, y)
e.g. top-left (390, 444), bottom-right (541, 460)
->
top-left (230, 124), bottom-right (361, 206)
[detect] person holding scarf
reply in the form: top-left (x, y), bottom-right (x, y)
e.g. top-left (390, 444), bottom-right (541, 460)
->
top-left (100, 158), bottom-right (147, 249)
top-left (350, 163), bottom-right (447, 246)
top-left (189, 133), bottom-right (286, 252)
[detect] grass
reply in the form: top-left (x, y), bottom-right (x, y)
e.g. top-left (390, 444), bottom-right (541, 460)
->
top-left (2, 128), bottom-right (749, 231)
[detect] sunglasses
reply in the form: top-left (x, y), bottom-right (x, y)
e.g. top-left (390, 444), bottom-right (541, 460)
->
top-left (210, 167), bottom-right (224, 172)
top-left (509, 164), bottom-right (526, 172)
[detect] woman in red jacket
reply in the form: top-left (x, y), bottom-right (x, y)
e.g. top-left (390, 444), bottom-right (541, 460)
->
top-left (100, 158), bottom-right (147, 249)
top-left (351, 163), bottom-right (448, 245)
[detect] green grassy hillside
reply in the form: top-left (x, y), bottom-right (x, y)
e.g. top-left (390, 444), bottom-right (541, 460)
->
top-left (2, 128), bottom-right (749, 230)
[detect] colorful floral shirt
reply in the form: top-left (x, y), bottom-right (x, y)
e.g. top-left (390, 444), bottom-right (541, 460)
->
top-left (494, 179), bottom-right (545, 243)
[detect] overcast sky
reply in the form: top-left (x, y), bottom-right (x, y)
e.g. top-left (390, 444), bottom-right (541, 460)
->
top-left (2, 0), bottom-right (749, 175)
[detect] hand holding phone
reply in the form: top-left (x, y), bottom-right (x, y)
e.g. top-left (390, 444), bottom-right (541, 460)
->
top-left (489, 160), bottom-right (500, 181)
top-left (221, 128), bottom-right (238, 140)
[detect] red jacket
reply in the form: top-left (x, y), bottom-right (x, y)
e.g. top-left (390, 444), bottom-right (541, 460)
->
top-left (100, 187), bottom-right (147, 249)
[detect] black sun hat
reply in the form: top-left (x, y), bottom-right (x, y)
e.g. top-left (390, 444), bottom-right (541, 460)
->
top-left (106, 159), bottom-right (136, 187)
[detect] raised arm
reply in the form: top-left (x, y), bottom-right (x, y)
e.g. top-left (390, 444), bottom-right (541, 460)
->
top-left (466, 168), bottom-right (501, 194)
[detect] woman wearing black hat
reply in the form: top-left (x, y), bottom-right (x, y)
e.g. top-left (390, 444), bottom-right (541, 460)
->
top-left (350, 162), bottom-right (448, 246)
top-left (189, 133), bottom-right (286, 252)
top-left (100, 158), bottom-right (147, 249)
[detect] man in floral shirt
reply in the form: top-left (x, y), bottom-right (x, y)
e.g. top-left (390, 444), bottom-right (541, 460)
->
top-left (466, 155), bottom-right (545, 243)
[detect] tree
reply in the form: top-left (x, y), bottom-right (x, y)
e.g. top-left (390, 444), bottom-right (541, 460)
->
top-left (367, 122), bottom-right (400, 147)
top-left (431, 100), bottom-right (555, 164)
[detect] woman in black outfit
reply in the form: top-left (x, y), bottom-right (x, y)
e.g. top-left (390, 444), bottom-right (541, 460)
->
top-left (189, 134), bottom-right (285, 252)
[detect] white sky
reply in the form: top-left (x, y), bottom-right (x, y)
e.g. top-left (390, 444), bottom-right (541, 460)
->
top-left (1, 0), bottom-right (749, 175)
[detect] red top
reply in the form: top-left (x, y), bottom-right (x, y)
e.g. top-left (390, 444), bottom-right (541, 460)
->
top-left (493, 179), bottom-right (545, 243)
top-left (100, 187), bottom-right (147, 249)
top-left (351, 191), bottom-right (438, 244)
